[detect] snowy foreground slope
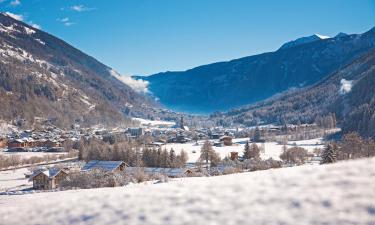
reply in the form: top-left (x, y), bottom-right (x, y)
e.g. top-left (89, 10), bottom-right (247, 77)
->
top-left (1, 159), bottom-right (375, 225)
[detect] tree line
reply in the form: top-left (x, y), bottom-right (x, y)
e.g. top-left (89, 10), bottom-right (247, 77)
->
top-left (78, 138), bottom-right (188, 168)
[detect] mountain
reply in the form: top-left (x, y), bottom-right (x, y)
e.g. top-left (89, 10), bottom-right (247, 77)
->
top-left (0, 13), bottom-right (156, 128)
top-left (213, 48), bottom-right (375, 137)
top-left (279, 34), bottom-right (329, 50)
top-left (136, 27), bottom-right (375, 114)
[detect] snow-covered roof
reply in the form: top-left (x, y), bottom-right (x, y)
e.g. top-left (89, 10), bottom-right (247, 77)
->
top-left (82, 160), bottom-right (126, 171)
top-left (29, 168), bottom-right (66, 181)
top-left (125, 167), bottom-right (191, 177)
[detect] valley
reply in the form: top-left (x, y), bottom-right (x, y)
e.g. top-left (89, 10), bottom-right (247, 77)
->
top-left (0, 3), bottom-right (374, 225)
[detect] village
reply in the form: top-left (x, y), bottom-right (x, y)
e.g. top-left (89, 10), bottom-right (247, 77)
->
top-left (0, 116), bottom-right (337, 194)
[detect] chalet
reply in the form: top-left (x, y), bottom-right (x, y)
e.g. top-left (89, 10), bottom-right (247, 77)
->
top-left (125, 167), bottom-right (193, 178)
top-left (29, 168), bottom-right (68, 190)
top-left (168, 134), bottom-right (191, 143)
top-left (220, 136), bottom-right (233, 146)
top-left (126, 127), bottom-right (144, 138)
top-left (7, 139), bottom-right (28, 148)
top-left (0, 138), bottom-right (7, 148)
top-left (82, 160), bottom-right (127, 172)
top-left (230, 152), bottom-right (239, 160)
top-left (210, 133), bottom-right (222, 139)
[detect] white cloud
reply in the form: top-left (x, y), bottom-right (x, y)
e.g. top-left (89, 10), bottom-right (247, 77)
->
top-left (60, 17), bottom-right (69, 23)
top-left (4, 12), bottom-right (23, 21)
top-left (58, 17), bottom-right (75, 26)
top-left (10, 0), bottom-right (20, 6)
top-left (109, 69), bottom-right (149, 94)
top-left (339, 79), bottom-right (353, 94)
top-left (70, 5), bottom-right (94, 12)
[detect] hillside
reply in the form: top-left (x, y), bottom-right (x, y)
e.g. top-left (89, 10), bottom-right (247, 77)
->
top-left (0, 158), bottom-right (374, 225)
top-left (136, 27), bottom-right (375, 113)
top-left (0, 13), bottom-right (155, 128)
top-left (214, 48), bottom-right (375, 137)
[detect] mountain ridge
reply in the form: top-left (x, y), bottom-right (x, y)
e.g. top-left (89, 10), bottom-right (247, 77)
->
top-left (0, 12), bottom-right (157, 128)
top-left (136, 27), bottom-right (375, 114)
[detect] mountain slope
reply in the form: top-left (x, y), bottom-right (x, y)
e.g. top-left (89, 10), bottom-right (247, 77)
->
top-left (137, 27), bottom-right (375, 113)
top-left (214, 48), bottom-right (375, 137)
top-left (0, 13), bottom-right (155, 127)
top-left (1, 157), bottom-right (374, 225)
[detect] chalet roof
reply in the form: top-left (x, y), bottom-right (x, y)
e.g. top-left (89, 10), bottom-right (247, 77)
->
top-left (220, 136), bottom-right (233, 140)
top-left (125, 167), bottom-right (191, 177)
top-left (29, 168), bottom-right (67, 181)
top-left (82, 160), bottom-right (126, 171)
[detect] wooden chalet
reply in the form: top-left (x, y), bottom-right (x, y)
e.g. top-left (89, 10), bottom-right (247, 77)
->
top-left (220, 136), bottom-right (233, 146)
top-left (0, 138), bottom-right (7, 148)
top-left (29, 168), bottom-right (68, 190)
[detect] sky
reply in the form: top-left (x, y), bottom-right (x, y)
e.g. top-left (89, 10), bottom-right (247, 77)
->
top-left (1, 0), bottom-right (375, 76)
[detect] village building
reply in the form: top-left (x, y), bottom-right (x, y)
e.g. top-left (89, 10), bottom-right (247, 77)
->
top-left (125, 167), bottom-right (193, 178)
top-left (0, 138), bottom-right (7, 148)
top-left (29, 168), bottom-right (68, 190)
top-left (230, 152), bottom-right (239, 160)
top-left (82, 160), bottom-right (127, 172)
top-left (220, 136), bottom-right (233, 146)
top-left (126, 127), bottom-right (144, 138)
top-left (7, 139), bottom-right (30, 148)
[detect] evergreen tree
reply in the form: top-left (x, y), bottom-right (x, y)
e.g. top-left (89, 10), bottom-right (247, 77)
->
top-left (169, 148), bottom-right (176, 167)
top-left (243, 141), bottom-right (251, 159)
top-left (321, 144), bottom-right (336, 164)
top-left (253, 126), bottom-right (261, 142)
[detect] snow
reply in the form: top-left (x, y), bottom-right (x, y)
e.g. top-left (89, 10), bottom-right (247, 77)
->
top-left (0, 151), bottom-right (66, 160)
top-left (314, 34), bottom-right (330, 39)
top-left (132, 117), bottom-right (176, 127)
top-left (0, 121), bottom-right (18, 136)
top-left (34, 38), bottom-right (45, 45)
top-left (165, 138), bottom-right (324, 163)
top-left (0, 158), bottom-right (374, 225)
top-left (339, 79), bottom-right (353, 94)
top-left (0, 168), bottom-right (31, 191)
top-left (24, 27), bottom-right (35, 35)
top-left (280, 34), bottom-right (330, 50)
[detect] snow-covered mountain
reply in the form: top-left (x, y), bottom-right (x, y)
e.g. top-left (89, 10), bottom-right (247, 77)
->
top-left (0, 12), bottom-right (156, 127)
top-left (279, 33), bottom-right (330, 50)
top-left (136, 27), bottom-right (375, 114)
top-left (1, 157), bottom-right (374, 225)
top-left (215, 47), bottom-right (375, 137)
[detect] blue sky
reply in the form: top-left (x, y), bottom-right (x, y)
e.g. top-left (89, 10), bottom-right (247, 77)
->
top-left (1, 0), bottom-right (375, 75)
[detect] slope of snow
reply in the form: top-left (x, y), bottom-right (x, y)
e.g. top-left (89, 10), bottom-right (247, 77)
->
top-left (0, 168), bottom-right (31, 191)
top-left (1, 158), bottom-right (374, 225)
top-left (132, 117), bottom-right (175, 127)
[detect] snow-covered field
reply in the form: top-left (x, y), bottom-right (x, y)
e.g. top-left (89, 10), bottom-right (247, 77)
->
top-left (0, 158), bottom-right (374, 225)
top-left (166, 138), bottom-right (324, 163)
top-left (0, 168), bottom-right (31, 191)
top-left (0, 151), bottom-right (66, 159)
